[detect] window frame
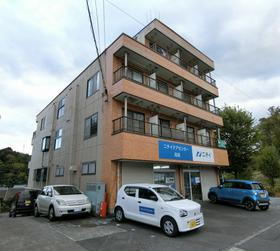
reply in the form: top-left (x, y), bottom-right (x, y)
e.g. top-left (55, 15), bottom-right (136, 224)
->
top-left (86, 71), bottom-right (100, 98)
top-left (41, 136), bottom-right (51, 152)
top-left (81, 161), bottom-right (96, 175)
top-left (84, 113), bottom-right (98, 140)
top-left (55, 167), bottom-right (64, 177)
top-left (40, 117), bottom-right (46, 131)
top-left (54, 128), bottom-right (63, 150)
top-left (57, 98), bottom-right (65, 119)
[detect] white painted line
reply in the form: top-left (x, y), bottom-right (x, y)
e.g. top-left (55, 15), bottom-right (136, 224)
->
top-left (48, 223), bottom-right (76, 241)
top-left (229, 219), bottom-right (280, 249)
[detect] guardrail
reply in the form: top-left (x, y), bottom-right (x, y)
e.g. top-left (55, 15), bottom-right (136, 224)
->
top-left (113, 66), bottom-right (220, 115)
top-left (149, 43), bottom-right (216, 87)
top-left (113, 116), bottom-right (220, 148)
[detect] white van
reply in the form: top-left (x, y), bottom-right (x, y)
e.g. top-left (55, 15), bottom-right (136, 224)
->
top-left (114, 184), bottom-right (204, 237)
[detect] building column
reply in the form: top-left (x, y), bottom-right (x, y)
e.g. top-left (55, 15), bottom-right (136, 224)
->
top-left (124, 52), bottom-right (128, 77)
top-left (124, 96), bottom-right (128, 130)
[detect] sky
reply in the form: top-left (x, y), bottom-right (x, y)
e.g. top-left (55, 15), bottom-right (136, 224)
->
top-left (0, 0), bottom-right (279, 154)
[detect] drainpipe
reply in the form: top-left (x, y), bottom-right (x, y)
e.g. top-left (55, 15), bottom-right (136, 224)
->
top-left (124, 96), bottom-right (128, 130)
top-left (124, 52), bottom-right (128, 77)
top-left (184, 116), bottom-right (187, 140)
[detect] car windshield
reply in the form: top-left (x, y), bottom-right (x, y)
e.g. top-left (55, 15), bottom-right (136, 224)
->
top-left (251, 183), bottom-right (264, 190)
top-left (53, 186), bottom-right (82, 195)
top-left (153, 187), bottom-right (184, 201)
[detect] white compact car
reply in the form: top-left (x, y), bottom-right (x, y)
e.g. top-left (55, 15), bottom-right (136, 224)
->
top-left (34, 185), bottom-right (91, 221)
top-left (114, 184), bottom-right (204, 237)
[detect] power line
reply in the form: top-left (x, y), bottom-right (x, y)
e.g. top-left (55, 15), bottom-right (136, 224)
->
top-left (86, 0), bottom-right (108, 98)
top-left (103, 0), bottom-right (106, 50)
top-left (105, 0), bottom-right (145, 27)
top-left (93, 0), bottom-right (101, 50)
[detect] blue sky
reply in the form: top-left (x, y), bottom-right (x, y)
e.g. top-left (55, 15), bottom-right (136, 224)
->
top-left (0, 0), bottom-right (279, 154)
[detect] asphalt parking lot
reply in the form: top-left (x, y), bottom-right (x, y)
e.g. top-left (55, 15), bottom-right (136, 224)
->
top-left (1, 198), bottom-right (280, 251)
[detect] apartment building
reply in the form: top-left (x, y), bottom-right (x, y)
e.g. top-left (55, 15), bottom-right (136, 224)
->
top-left (28, 19), bottom-right (229, 212)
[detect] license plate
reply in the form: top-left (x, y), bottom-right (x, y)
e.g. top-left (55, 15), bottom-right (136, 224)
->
top-left (74, 208), bottom-right (81, 212)
top-left (25, 200), bottom-right (31, 206)
top-left (260, 193), bottom-right (266, 198)
top-left (189, 220), bottom-right (197, 229)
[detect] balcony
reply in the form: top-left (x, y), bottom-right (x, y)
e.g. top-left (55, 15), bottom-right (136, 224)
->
top-left (149, 43), bottom-right (216, 87)
top-left (114, 66), bottom-right (220, 116)
top-left (113, 116), bottom-right (222, 149)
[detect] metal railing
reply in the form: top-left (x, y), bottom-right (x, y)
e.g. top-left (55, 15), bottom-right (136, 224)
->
top-left (149, 43), bottom-right (216, 87)
top-left (114, 66), bottom-right (220, 115)
top-left (113, 116), bottom-right (219, 148)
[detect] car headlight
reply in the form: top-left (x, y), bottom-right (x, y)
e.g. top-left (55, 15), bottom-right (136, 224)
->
top-left (254, 192), bottom-right (258, 196)
top-left (179, 209), bottom-right (188, 217)
top-left (56, 199), bottom-right (67, 206)
top-left (85, 198), bottom-right (91, 204)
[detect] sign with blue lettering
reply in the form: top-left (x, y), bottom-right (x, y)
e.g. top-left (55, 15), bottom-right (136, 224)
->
top-left (139, 206), bottom-right (155, 215)
top-left (158, 141), bottom-right (193, 161)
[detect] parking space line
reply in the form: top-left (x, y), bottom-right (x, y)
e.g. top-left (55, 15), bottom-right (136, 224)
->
top-left (229, 219), bottom-right (280, 249)
top-left (47, 223), bottom-right (76, 241)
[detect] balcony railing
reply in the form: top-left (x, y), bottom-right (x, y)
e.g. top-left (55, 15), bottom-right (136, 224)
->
top-left (114, 66), bottom-right (220, 115)
top-left (113, 116), bottom-right (220, 148)
top-left (149, 43), bottom-right (216, 87)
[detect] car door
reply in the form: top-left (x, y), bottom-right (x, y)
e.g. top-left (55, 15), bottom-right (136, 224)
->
top-left (137, 188), bottom-right (160, 226)
top-left (122, 186), bottom-right (139, 219)
top-left (218, 182), bottom-right (234, 201)
top-left (37, 187), bottom-right (48, 213)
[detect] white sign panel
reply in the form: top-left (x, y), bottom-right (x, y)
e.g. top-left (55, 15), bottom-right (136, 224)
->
top-left (192, 146), bottom-right (214, 163)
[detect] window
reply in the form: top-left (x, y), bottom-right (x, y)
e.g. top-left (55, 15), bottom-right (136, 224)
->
top-left (81, 162), bottom-right (96, 175)
top-left (127, 110), bottom-right (145, 133)
top-left (124, 187), bottom-right (137, 197)
top-left (187, 126), bottom-right (195, 144)
top-left (84, 113), bottom-right (98, 139)
top-left (57, 98), bottom-right (65, 119)
top-left (54, 129), bottom-right (62, 149)
top-left (55, 167), bottom-right (64, 177)
top-left (87, 71), bottom-right (100, 97)
top-left (41, 136), bottom-right (50, 152)
top-left (35, 169), bottom-right (41, 182)
top-left (42, 168), bottom-right (47, 182)
top-left (53, 186), bottom-right (82, 195)
top-left (40, 117), bottom-right (46, 130)
top-left (138, 188), bottom-right (158, 201)
top-left (223, 182), bottom-right (234, 188)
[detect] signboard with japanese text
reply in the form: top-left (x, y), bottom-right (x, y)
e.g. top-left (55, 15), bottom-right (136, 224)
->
top-left (158, 141), bottom-right (193, 161)
top-left (192, 145), bottom-right (214, 163)
top-left (158, 140), bottom-right (215, 163)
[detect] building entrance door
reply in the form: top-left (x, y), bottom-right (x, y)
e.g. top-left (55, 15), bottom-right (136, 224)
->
top-left (184, 171), bottom-right (202, 201)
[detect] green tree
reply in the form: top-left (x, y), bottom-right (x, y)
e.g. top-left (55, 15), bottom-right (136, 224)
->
top-left (256, 146), bottom-right (280, 188)
top-left (258, 106), bottom-right (280, 151)
top-left (0, 147), bottom-right (30, 187)
top-left (220, 106), bottom-right (258, 178)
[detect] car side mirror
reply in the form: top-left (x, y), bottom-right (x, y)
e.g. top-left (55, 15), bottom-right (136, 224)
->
top-left (218, 185), bottom-right (223, 189)
top-left (47, 191), bottom-right (52, 197)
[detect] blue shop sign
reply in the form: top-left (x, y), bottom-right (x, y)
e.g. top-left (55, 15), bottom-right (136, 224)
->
top-left (158, 141), bottom-right (193, 161)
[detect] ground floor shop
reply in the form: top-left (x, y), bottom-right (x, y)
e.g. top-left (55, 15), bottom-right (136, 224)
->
top-left (119, 160), bottom-right (220, 201)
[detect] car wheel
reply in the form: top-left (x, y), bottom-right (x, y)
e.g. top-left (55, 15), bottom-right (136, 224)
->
top-left (259, 205), bottom-right (269, 211)
top-left (244, 199), bottom-right (256, 211)
top-left (48, 206), bottom-right (56, 221)
top-left (161, 216), bottom-right (179, 237)
top-left (9, 211), bottom-right (12, 217)
top-left (209, 193), bottom-right (218, 204)
top-left (115, 207), bottom-right (125, 223)
top-left (34, 205), bottom-right (40, 217)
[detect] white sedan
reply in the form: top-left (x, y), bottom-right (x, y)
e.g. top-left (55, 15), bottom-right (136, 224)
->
top-left (114, 184), bottom-right (204, 237)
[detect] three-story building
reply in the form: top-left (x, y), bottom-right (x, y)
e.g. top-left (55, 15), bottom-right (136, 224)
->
top-left (28, 19), bottom-right (229, 212)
